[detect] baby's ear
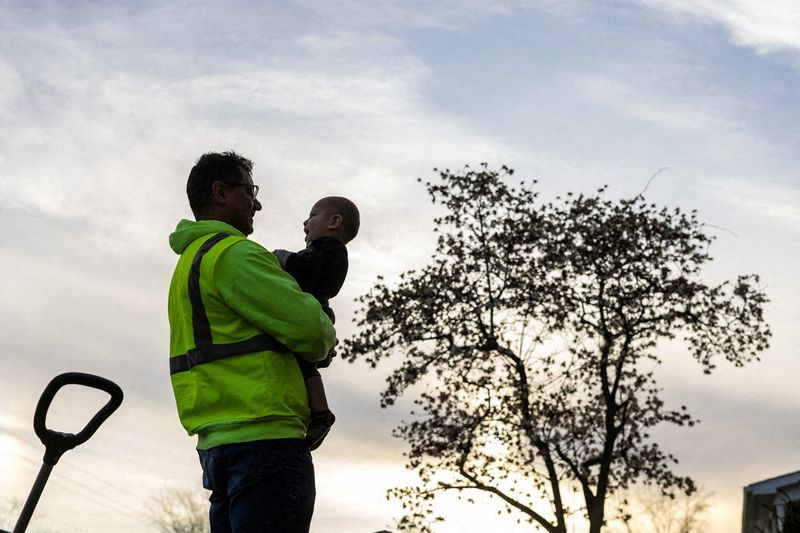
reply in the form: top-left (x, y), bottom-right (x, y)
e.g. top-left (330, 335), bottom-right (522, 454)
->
top-left (328, 214), bottom-right (343, 229)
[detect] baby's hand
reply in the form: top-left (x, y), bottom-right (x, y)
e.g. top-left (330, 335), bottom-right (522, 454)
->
top-left (273, 249), bottom-right (292, 268)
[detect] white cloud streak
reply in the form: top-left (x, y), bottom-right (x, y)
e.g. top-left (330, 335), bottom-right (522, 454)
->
top-left (574, 74), bottom-right (735, 132)
top-left (641, 0), bottom-right (800, 55)
top-left (706, 177), bottom-right (800, 232)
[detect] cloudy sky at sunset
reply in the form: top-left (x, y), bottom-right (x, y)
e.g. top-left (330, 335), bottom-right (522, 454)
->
top-left (0, 1), bottom-right (798, 531)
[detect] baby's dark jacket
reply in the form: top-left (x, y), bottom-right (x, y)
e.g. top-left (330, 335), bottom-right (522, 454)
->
top-left (281, 236), bottom-right (348, 313)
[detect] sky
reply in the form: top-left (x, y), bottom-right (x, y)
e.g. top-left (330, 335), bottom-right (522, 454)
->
top-left (0, 0), bottom-right (798, 531)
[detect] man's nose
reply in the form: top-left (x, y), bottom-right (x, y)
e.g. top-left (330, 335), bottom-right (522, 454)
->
top-left (253, 198), bottom-right (262, 211)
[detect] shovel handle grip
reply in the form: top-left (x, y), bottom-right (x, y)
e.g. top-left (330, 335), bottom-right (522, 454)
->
top-left (33, 372), bottom-right (124, 465)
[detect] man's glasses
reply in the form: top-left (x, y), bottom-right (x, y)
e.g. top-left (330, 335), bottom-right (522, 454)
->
top-left (221, 181), bottom-right (259, 199)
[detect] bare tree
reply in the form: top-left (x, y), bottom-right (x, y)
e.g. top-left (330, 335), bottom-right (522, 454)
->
top-left (146, 486), bottom-right (208, 533)
top-left (616, 487), bottom-right (711, 533)
top-left (341, 164), bottom-right (770, 532)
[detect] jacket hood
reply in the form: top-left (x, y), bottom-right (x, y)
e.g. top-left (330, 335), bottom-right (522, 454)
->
top-left (169, 219), bottom-right (245, 254)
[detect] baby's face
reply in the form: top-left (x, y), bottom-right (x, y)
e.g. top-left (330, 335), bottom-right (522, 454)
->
top-left (303, 201), bottom-right (336, 244)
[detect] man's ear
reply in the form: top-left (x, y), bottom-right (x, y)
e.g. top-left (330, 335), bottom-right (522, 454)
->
top-left (327, 214), bottom-right (343, 230)
top-left (210, 181), bottom-right (228, 205)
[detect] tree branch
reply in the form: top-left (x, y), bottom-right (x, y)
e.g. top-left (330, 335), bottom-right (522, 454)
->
top-left (496, 344), bottom-right (568, 532)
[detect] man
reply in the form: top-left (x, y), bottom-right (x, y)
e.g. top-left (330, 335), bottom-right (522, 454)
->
top-left (167, 151), bottom-right (336, 532)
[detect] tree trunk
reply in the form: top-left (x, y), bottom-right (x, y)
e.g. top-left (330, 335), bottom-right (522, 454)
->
top-left (588, 504), bottom-right (605, 533)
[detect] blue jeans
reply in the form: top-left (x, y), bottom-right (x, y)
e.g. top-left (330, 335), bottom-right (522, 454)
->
top-left (198, 439), bottom-right (315, 533)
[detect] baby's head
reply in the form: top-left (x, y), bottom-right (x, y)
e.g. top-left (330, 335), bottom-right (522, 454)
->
top-left (303, 196), bottom-right (360, 245)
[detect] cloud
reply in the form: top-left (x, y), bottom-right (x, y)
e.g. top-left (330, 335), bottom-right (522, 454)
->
top-left (0, 1), bottom-right (515, 248)
top-left (291, 0), bottom-right (520, 30)
top-left (574, 74), bottom-right (736, 133)
top-left (705, 177), bottom-right (800, 232)
top-left (640, 0), bottom-right (800, 56)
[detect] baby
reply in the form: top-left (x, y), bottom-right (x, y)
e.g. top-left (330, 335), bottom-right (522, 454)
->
top-left (274, 196), bottom-right (359, 450)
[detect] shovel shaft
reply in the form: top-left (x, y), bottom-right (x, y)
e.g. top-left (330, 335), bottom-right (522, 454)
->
top-left (13, 462), bottom-right (54, 533)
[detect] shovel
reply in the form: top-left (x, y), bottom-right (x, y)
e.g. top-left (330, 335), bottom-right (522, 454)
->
top-left (2, 372), bottom-right (123, 533)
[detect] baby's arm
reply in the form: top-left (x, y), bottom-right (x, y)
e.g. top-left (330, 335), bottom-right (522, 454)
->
top-left (277, 243), bottom-right (346, 301)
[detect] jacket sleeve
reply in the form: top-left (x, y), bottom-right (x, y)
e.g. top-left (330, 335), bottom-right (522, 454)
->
top-left (215, 240), bottom-right (336, 362)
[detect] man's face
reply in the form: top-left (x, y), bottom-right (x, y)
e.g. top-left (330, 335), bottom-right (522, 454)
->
top-left (303, 201), bottom-right (334, 244)
top-left (223, 167), bottom-right (261, 236)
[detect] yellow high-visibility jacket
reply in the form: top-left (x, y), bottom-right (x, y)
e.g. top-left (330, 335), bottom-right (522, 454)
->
top-left (168, 219), bottom-right (336, 450)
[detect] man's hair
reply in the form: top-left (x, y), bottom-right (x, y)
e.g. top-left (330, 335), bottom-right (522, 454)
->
top-left (319, 196), bottom-right (360, 243)
top-left (187, 151), bottom-right (254, 217)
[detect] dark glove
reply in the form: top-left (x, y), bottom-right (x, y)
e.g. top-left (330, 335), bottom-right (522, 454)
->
top-left (316, 348), bottom-right (336, 369)
top-left (316, 338), bottom-right (339, 369)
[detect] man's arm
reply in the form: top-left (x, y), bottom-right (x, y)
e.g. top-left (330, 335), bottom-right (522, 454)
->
top-left (216, 240), bottom-right (336, 362)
